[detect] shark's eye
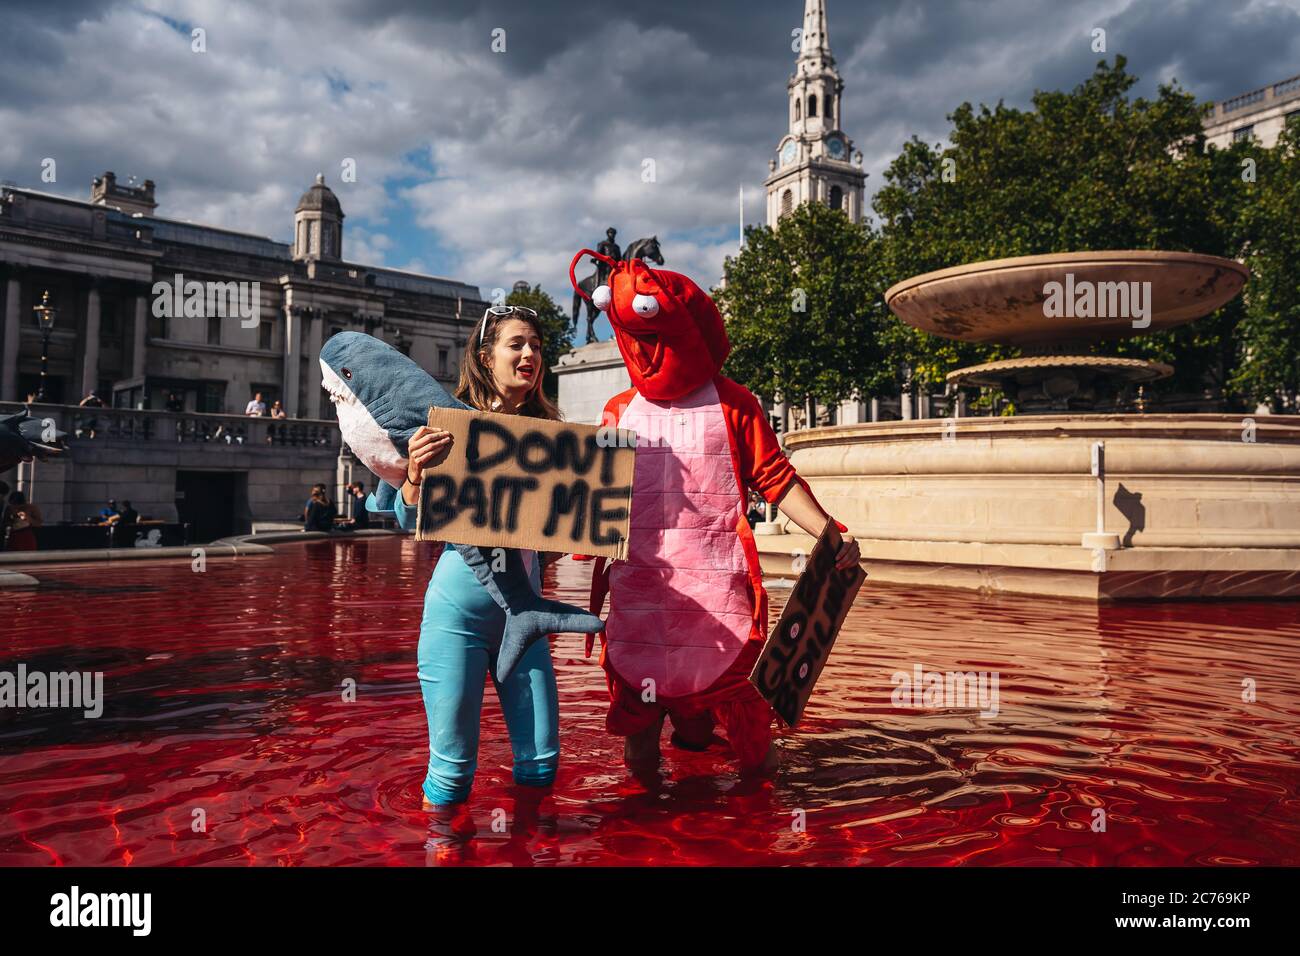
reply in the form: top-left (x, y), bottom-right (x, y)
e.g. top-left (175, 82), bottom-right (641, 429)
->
top-left (631, 294), bottom-right (660, 318)
top-left (341, 367), bottom-right (352, 380)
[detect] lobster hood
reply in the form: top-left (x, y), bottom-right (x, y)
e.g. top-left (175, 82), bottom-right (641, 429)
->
top-left (569, 249), bottom-right (729, 400)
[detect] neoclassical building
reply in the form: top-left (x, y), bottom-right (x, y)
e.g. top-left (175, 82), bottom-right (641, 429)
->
top-left (1202, 72), bottom-right (1300, 149)
top-left (0, 171), bottom-right (486, 416)
top-left (764, 0), bottom-right (867, 226)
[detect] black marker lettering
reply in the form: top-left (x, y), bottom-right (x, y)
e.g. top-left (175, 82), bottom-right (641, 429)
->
top-left (456, 476), bottom-right (488, 527)
top-left (781, 611), bottom-right (808, 647)
top-left (544, 480), bottom-right (589, 541)
top-left (517, 432), bottom-right (554, 474)
top-left (421, 475), bottom-right (457, 530)
top-left (467, 418), bottom-right (515, 473)
top-left (554, 432), bottom-right (599, 476)
top-left (590, 486), bottom-right (630, 546)
top-left (598, 442), bottom-right (621, 486)
top-left (753, 659), bottom-right (782, 695)
top-left (490, 475), bottom-right (538, 532)
top-left (792, 650), bottom-right (818, 689)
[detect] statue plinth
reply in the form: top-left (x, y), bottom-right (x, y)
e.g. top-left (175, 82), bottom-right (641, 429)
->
top-left (551, 339), bottom-right (631, 426)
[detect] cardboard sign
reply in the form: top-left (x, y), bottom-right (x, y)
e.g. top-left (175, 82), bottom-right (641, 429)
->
top-left (749, 519), bottom-right (867, 728)
top-left (415, 406), bottom-right (637, 560)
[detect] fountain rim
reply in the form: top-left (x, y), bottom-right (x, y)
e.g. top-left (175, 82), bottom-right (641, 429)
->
top-left (781, 412), bottom-right (1300, 449)
top-left (884, 249), bottom-right (1250, 306)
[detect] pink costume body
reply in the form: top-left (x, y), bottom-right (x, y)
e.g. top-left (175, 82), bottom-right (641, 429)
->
top-left (606, 380), bottom-right (752, 697)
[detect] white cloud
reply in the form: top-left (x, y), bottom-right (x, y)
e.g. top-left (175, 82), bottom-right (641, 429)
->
top-left (2, 0), bottom-right (1295, 314)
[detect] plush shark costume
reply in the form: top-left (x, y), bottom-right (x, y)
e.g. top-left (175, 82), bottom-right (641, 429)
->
top-left (569, 250), bottom-right (830, 768)
top-left (319, 331), bottom-right (599, 804)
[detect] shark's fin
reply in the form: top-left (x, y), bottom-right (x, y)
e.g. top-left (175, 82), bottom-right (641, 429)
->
top-left (494, 594), bottom-right (607, 682)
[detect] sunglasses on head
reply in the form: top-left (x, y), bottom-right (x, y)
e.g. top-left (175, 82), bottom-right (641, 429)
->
top-left (479, 305), bottom-right (539, 345)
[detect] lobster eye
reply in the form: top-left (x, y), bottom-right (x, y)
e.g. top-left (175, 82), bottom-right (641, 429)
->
top-left (592, 285), bottom-right (612, 311)
top-left (341, 367), bottom-right (352, 380)
top-left (631, 294), bottom-right (659, 318)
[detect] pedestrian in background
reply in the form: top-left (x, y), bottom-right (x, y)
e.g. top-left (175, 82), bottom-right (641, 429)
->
top-left (4, 491), bottom-right (42, 551)
top-left (304, 488), bottom-right (335, 533)
top-left (349, 482), bottom-right (371, 530)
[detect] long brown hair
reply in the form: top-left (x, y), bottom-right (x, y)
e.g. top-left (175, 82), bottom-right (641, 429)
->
top-left (455, 309), bottom-right (562, 420)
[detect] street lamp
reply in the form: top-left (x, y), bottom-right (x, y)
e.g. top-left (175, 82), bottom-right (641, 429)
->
top-left (33, 290), bottom-right (56, 401)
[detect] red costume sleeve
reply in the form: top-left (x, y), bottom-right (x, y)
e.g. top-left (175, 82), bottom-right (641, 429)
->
top-left (715, 377), bottom-right (844, 531)
top-left (601, 387), bottom-right (639, 429)
top-left (585, 387), bottom-right (639, 656)
top-left (715, 377), bottom-right (809, 505)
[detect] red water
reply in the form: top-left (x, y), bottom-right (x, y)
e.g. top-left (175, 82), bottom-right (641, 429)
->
top-left (2, 537), bottom-right (1298, 866)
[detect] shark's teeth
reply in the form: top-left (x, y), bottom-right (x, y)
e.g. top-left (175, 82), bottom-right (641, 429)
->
top-left (322, 381), bottom-right (356, 406)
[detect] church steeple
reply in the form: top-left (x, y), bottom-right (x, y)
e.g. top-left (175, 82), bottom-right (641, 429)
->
top-left (765, 0), bottom-right (865, 226)
top-left (790, 0), bottom-right (839, 138)
top-left (799, 0), bottom-right (833, 72)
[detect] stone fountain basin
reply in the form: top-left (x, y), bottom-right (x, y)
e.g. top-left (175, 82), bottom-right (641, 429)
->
top-left (752, 414), bottom-right (1300, 600)
top-left (885, 251), bottom-right (1248, 347)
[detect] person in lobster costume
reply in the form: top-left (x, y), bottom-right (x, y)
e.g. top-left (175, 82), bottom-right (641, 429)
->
top-left (570, 248), bottom-right (861, 775)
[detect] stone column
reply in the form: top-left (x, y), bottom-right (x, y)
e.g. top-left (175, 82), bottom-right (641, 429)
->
top-left (2, 269), bottom-right (20, 402)
top-left (133, 291), bottom-right (148, 379)
top-left (283, 303), bottom-right (301, 417)
top-left (336, 451), bottom-right (353, 520)
top-left (81, 283), bottom-right (101, 398)
top-left (306, 309), bottom-right (324, 419)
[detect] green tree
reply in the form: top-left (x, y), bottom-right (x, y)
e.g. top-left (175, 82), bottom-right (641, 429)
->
top-left (505, 283), bottom-right (573, 400)
top-left (716, 201), bottom-right (890, 410)
top-left (1231, 118), bottom-right (1300, 411)
top-left (718, 58), bottom-right (1292, 413)
top-left (872, 56), bottom-right (1253, 401)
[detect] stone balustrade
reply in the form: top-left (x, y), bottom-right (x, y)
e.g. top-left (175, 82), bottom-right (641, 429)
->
top-left (1, 402), bottom-right (341, 449)
top-left (1, 401), bottom-right (351, 532)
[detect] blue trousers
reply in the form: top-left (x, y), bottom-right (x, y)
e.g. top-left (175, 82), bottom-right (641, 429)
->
top-left (417, 544), bottom-right (560, 806)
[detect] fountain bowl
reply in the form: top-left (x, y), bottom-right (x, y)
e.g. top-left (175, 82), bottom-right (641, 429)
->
top-left (885, 250), bottom-right (1248, 347)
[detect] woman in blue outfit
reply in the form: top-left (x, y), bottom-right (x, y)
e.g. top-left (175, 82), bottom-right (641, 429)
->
top-left (394, 305), bottom-right (562, 808)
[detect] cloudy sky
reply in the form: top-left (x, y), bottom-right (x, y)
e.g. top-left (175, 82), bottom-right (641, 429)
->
top-left (2, 0), bottom-right (1297, 327)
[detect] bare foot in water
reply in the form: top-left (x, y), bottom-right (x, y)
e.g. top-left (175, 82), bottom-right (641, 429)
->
top-left (739, 741), bottom-right (780, 778)
top-left (624, 729), bottom-right (662, 766)
top-left (624, 713), bottom-right (665, 769)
